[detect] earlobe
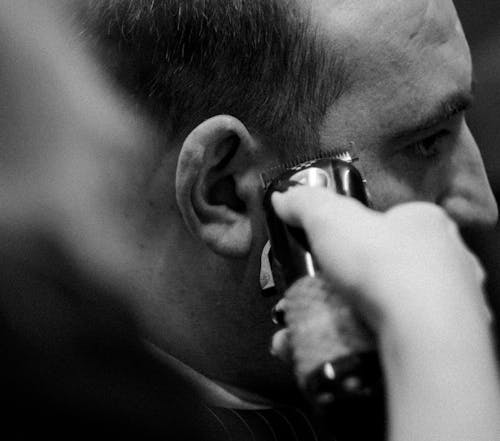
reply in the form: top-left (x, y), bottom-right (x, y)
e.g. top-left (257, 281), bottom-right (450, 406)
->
top-left (175, 115), bottom-right (259, 258)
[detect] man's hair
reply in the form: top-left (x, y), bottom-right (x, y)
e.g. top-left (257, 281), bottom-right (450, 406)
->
top-left (77, 0), bottom-right (346, 156)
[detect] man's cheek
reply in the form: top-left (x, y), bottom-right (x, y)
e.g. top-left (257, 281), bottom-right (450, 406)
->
top-left (365, 175), bottom-right (423, 212)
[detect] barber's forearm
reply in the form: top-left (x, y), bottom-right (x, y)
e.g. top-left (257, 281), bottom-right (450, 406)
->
top-left (380, 311), bottom-right (500, 441)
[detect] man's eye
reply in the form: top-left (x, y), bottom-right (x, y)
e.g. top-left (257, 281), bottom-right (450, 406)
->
top-left (409, 130), bottom-right (448, 159)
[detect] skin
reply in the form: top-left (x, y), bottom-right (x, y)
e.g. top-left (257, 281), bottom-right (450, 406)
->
top-left (1, 0), bottom-right (497, 418)
top-left (312, 0), bottom-right (497, 226)
top-left (3, 2), bottom-right (497, 437)
top-left (126, 0), bottom-right (498, 402)
top-left (272, 187), bottom-right (500, 441)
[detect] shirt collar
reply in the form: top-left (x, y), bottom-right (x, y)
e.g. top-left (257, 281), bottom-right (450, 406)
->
top-left (144, 340), bottom-right (273, 410)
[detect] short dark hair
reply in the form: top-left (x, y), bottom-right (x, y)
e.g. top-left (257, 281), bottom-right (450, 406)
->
top-left (77, 0), bottom-right (346, 157)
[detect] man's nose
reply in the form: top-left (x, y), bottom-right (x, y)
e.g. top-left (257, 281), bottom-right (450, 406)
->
top-left (437, 125), bottom-right (498, 229)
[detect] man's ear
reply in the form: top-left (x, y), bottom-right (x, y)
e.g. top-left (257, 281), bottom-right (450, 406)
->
top-left (175, 115), bottom-right (262, 257)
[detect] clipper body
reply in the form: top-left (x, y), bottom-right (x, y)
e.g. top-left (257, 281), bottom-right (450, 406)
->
top-left (263, 154), bottom-right (385, 435)
top-left (263, 155), bottom-right (370, 286)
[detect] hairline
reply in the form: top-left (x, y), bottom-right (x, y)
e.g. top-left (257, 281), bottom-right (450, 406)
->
top-left (75, 0), bottom-right (349, 159)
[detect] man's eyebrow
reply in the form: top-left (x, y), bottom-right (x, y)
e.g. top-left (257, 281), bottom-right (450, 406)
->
top-left (392, 90), bottom-right (474, 142)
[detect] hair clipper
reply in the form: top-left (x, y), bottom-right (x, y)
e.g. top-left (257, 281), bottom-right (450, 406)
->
top-left (262, 152), bottom-right (370, 286)
top-left (262, 152), bottom-right (385, 425)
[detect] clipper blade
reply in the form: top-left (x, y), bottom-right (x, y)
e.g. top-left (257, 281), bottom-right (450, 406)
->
top-left (261, 149), bottom-right (356, 190)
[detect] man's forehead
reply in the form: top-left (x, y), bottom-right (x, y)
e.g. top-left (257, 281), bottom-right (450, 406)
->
top-left (306, 0), bottom-right (470, 98)
top-left (307, 0), bottom-right (460, 39)
top-left (304, 0), bottom-right (472, 141)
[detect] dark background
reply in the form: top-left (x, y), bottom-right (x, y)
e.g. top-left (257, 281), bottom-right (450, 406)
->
top-left (456, 0), bottom-right (500, 189)
top-left (455, 0), bottom-right (500, 351)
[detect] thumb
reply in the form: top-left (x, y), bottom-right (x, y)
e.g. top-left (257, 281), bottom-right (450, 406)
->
top-left (271, 186), bottom-right (381, 293)
top-left (271, 186), bottom-right (376, 233)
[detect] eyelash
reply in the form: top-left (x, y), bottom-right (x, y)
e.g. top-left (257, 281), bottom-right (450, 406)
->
top-left (409, 130), bottom-right (449, 159)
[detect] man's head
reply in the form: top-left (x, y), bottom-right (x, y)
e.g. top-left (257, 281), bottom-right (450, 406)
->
top-left (77, 0), bottom-right (497, 400)
top-left (79, 0), bottom-right (345, 157)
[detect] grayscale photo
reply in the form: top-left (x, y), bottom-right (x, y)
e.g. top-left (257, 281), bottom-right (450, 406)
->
top-left (1, 1), bottom-right (499, 440)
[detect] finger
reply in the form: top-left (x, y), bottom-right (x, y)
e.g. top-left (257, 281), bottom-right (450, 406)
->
top-left (471, 254), bottom-right (486, 286)
top-left (271, 187), bottom-right (380, 291)
top-left (465, 251), bottom-right (491, 323)
top-left (269, 329), bottom-right (293, 363)
top-left (271, 186), bottom-right (373, 232)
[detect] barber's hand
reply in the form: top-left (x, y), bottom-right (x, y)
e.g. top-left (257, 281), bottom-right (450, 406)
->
top-left (271, 186), bottom-right (488, 334)
top-left (272, 186), bottom-right (500, 441)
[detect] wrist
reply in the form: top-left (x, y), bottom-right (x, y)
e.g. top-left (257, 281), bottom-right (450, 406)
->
top-left (378, 297), bottom-right (500, 441)
top-left (378, 300), bottom-right (495, 387)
